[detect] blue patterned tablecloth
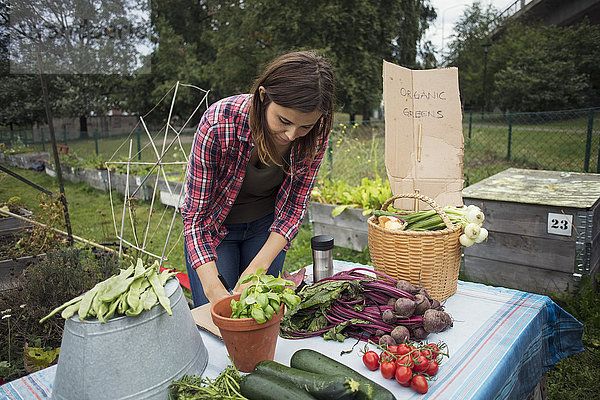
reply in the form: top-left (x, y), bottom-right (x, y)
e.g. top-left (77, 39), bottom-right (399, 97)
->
top-left (1, 260), bottom-right (584, 400)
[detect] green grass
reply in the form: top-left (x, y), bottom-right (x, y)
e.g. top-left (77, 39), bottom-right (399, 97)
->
top-left (0, 166), bottom-right (186, 272)
top-left (29, 131), bottom-right (194, 172)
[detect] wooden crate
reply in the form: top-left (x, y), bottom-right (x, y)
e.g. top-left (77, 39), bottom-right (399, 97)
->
top-left (462, 168), bottom-right (599, 295)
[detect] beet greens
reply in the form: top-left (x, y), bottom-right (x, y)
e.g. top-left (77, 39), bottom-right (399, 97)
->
top-left (279, 268), bottom-right (452, 343)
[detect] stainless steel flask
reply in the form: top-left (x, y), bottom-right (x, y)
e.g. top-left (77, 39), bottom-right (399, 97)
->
top-left (311, 235), bottom-right (334, 282)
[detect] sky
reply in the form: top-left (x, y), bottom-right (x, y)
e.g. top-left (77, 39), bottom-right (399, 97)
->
top-left (423, 0), bottom-right (517, 59)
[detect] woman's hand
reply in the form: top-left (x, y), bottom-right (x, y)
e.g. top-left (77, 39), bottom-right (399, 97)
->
top-left (234, 267), bottom-right (255, 294)
top-left (234, 232), bottom-right (289, 292)
top-left (195, 261), bottom-right (230, 304)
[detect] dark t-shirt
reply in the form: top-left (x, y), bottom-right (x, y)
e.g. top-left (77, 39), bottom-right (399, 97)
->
top-left (223, 156), bottom-right (286, 224)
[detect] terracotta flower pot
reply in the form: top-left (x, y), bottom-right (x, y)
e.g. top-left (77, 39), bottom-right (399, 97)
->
top-left (211, 293), bottom-right (284, 372)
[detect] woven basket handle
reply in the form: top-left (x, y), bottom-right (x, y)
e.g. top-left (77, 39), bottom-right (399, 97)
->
top-left (381, 193), bottom-right (455, 230)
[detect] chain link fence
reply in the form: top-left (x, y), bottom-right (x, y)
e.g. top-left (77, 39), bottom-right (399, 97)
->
top-left (1, 107), bottom-right (598, 187)
top-left (320, 107), bottom-right (599, 187)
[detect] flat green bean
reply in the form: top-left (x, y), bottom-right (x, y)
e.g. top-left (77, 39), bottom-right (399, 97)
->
top-left (39, 294), bottom-right (83, 323)
top-left (60, 301), bottom-right (81, 320)
top-left (78, 283), bottom-right (102, 321)
top-left (148, 269), bottom-right (172, 316)
top-left (141, 286), bottom-right (158, 310)
top-left (104, 297), bottom-right (120, 320)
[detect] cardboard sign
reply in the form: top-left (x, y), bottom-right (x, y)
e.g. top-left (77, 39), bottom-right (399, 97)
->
top-left (383, 61), bottom-right (464, 209)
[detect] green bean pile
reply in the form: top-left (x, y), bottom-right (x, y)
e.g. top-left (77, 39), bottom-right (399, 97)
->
top-left (40, 259), bottom-right (178, 324)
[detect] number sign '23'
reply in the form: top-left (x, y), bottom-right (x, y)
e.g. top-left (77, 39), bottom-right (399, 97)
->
top-left (547, 212), bottom-right (573, 237)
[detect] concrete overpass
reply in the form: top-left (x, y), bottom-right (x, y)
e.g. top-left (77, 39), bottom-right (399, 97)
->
top-left (498, 0), bottom-right (600, 26)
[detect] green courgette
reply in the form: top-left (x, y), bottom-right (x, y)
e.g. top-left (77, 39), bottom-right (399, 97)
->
top-left (254, 360), bottom-right (360, 400)
top-left (290, 349), bottom-right (396, 400)
top-left (239, 372), bottom-right (318, 400)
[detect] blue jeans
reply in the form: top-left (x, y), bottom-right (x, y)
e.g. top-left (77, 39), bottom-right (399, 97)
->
top-left (184, 213), bottom-right (286, 307)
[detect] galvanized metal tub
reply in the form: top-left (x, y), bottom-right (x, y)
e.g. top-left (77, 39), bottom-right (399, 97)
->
top-left (51, 278), bottom-right (208, 400)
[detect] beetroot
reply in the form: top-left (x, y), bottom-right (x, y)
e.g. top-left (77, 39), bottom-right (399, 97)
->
top-left (413, 294), bottom-right (431, 315)
top-left (382, 309), bottom-right (397, 325)
top-left (395, 279), bottom-right (418, 294)
top-left (411, 326), bottom-right (429, 340)
top-left (379, 334), bottom-right (396, 346)
top-left (390, 325), bottom-right (410, 343)
top-left (422, 309), bottom-right (453, 333)
top-left (430, 298), bottom-right (442, 310)
top-left (394, 298), bottom-right (416, 318)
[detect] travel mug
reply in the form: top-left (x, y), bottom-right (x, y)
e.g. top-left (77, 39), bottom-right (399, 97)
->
top-left (311, 235), bottom-right (334, 282)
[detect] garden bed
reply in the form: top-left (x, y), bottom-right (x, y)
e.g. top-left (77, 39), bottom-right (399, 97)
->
top-left (308, 202), bottom-right (369, 251)
top-left (0, 151), bottom-right (49, 170)
top-left (45, 163), bottom-right (175, 205)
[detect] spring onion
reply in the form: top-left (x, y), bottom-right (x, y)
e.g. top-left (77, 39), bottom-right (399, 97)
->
top-left (373, 204), bottom-right (489, 247)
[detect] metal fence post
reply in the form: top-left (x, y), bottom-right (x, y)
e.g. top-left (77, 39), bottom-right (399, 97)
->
top-left (41, 127), bottom-right (45, 152)
top-left (468, 109), bottom-right (473, 140)
top-left (506, 111), bottom-right (513, 161)
top-left (94, 129), bottom-right (99, 156)
top-left (584, 109), bottom-right (594, 172)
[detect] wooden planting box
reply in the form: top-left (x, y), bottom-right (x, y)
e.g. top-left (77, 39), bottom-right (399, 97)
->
top-left (462, 168), bottom-right (600, 295)
top-left (308, 202), bottom-right (369, 251)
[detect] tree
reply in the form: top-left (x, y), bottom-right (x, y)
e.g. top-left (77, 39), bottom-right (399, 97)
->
top-left (201, 0), bottom-right (436, 120)
top-left (2, 0), bottom-right (149, 137)
top-left (123, 17), bottom-right (208, 127)
top-left (491, 21), bottom-right (600, 111)
top-left (445, 2), bottom-right (600, 112)
top-left (444, 1), bottom-right (499, 111)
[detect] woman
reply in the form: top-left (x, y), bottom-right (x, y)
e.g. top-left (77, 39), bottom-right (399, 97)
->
top-left (182, 50), bottom-right (335, 306)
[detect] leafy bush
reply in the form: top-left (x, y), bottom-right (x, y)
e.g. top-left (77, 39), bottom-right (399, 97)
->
top-left (0, 194), bottom-right (67, 260)
top-left (0, 247), bottom-right (122, 381)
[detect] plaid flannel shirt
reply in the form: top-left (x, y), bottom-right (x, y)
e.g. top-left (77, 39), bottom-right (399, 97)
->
top-left (182, 94), bottom-right (328, 270)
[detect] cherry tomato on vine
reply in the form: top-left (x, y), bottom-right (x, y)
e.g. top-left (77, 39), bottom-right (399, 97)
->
top-left (427, 343), bottom-right (441, 358)
top-left (397, 354), bottom-right (414, 369)
top-left (362, 351), bottom-right (380, 371)
top-left (380, 350), bottom-right (396, 363)
top-left (413, 355), bottom-right (430, 373)
top-left (411, 375), bottom-right (429, 394)
top-left (388, 345), bottom-right (399, 354)
top-left (420, 349), bottom-right (432, 359)
top-left (395, 365), bottom-right (412, 385)
top-left (426, 359), bottom-right (439, 376)
top-left (396, 343), bottom-right (411, 356)
top-left (427, 343), bottom-right (440, 352)
top-left (380, 361), bottom-right (397, 379)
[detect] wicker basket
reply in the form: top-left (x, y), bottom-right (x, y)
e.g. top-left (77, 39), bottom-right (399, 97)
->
top-left (367, 193), bottom-right (462, 301)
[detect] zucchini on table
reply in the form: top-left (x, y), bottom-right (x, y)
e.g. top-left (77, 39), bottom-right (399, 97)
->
top-left (291, 349), bottom-right (396, 400)
top-left (240, 373), bottom-right (318, 400)
top-left (254, 360), bottom-right (360, 400)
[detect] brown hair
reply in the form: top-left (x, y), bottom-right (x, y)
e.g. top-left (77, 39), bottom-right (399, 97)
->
top-left (249, 51), bottom-right (334, 169)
